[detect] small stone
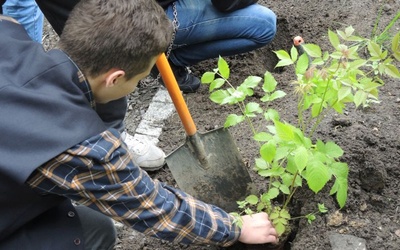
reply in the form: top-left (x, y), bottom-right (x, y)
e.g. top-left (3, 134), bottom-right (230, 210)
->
top-left (327, 210), bottom-right (346, 227)
top-left (395, 229), bottom-right (400, 237)
top-left (359, 202), bottom-right (368, 212)
top-left (331, 117), bottom-right (352, 127)
top-left (329, 233), bottom-right (367, 250)
top-left (383, 4), bottom-right (392, 12)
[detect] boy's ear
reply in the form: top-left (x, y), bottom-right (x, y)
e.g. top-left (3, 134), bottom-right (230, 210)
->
top-left (104, 68), bottom-right (125, 87)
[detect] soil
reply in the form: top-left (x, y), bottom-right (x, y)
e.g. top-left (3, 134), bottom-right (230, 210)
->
top-left (42, 0), bottom-right (400, 249)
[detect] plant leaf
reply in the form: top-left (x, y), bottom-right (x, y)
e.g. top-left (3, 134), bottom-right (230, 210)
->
top-left (318, 203), bottom-right (328, 213)
top-left (269, 90), bottom-right (287, 101)
top-left (260, 141), bottom-right (276, 163)
top-left (264, 108), bottom-right (280, 121)
top-left (279, 185), bottom-right (290, 195)
top-left (245, 102), bottom-right (262, 114)
top-left (301, 44), bottom-right (322, 57)
top-left (306, 214), bottom-right (316, 224)
top-left (274, 120), bottom-right (294, 141)
top-left (328, 29), bottom-right (340, 49)
top-left (280, 208), bottom-right (291, 219)
top-left (306, 161), bottom-right (330, 193)
top-left (274, 50), bottom-right (291, 60)
top-left (276, 59), bottom-right (294, 68)
top-left (394, 51), bottom-right (400, 61)
top-left (291, 45), bottom-right (298, 62)
top-left (335, 178), bottom-right (348, 208)
top-left (349, 59), bottom-right (367, 69)
top-left (256, 202), bottom-right (265, 212)
top-left (286, 156), bottom-right (297, 174)
top-left (242, 76), bottom-right (262, 89)
top-left (330, 162), bottom-right (349, 179)
top-left (269, 210), bottom-right (279, 220)
top-left (275, 49), bottom-right (294, 67)
top-left (254, 132), bottom-right (273, 142)
top-left (338, 86), bottom-right (352, 101)
top-left (209, 78), bottom-right (226, 92)
top-left (294, 146), bottom-right (308, 173)
top-left (267, 187), bottom-right (279, 199)
top-left (210, 89), bottom-right (229, 104)
top-left (296, 53), bottom-right (309, 74)
top-left (224, 114), bottom-right (245, 128)
top-left (325, 141), bottom-right (344, 158)
top-left (217, 56), bottom-right (230, 79)
top-left (311, 102), bottom-right (323, 117)
top-left (245, 194), bottom-right (259, 205)
top-left (201, 71), bottom-right (215, 84)
top-left (354, 90), bottom-right (367, 108)
top-left (274, 222), bottom-right (286, 236)
top-left (255, 158), bottom-right (268, 170)
top-left (222, 89), bottom-right (244, 104)
top-left (258, 169), bottom-right (272, 177)
top-left (263, 72), bottom-right (278, 92)
top-left (384, 64), bottom-right (400, 78)
top-left (344, 26), bottom-right (354, 37)
top-left (330, 177), bottom-right (348, 208)
top-left (367, 41), bottom-right (382, 58)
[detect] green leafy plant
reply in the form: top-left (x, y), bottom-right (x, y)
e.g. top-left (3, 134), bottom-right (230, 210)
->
top-left (201, 27), bottom-right (400, 236)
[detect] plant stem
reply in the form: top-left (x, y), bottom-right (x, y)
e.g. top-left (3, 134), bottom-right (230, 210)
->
top-left (225, 76), bottom-right (262, 147)
top-left (283, 171), bottom-right (299, 209)
top-left (289, 213), bottom-right (315, 221)
top-left (297, 95), bottom-right (306, 133)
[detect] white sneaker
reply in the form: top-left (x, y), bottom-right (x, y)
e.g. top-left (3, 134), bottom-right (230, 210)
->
top-left (122, 132), bottom-right (166, 171)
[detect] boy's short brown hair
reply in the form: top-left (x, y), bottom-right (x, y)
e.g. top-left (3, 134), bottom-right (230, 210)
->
top-left (59, 0), bottom-right (172, 79)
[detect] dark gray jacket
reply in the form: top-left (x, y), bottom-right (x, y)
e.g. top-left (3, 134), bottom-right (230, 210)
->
top-left (0, 19), bottom-right (106, 249)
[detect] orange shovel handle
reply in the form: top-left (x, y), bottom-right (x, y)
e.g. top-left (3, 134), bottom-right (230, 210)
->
top-left (156, 53), bottom-right (197, 136)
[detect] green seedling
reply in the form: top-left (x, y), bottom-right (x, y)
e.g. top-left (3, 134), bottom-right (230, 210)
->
top-left (202, 26), bottom-right (400, 236)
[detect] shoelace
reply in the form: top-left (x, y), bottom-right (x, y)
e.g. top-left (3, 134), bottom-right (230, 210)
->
top-left (130, 138), bottom-right (147, 155)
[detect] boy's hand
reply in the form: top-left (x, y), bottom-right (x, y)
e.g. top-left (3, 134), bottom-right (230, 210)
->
top-left (238, 212), bottom-right (278, 244)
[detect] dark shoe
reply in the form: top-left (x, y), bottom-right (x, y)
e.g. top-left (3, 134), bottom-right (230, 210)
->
top-left (151, 62), bottom-right (200, 93)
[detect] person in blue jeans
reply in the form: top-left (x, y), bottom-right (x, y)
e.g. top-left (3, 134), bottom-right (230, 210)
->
top-left (2, 0), bottom-right (44, 43)
top-left (157, 0), bottom-right (277, 93)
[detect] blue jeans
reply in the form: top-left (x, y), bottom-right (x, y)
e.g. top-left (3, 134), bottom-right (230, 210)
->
top-left (2, 0), bottom-right (44, 43)
top-left (165, 0), bottom-right (277, 67)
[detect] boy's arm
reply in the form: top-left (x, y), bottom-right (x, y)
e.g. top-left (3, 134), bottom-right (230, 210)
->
top-left (27, 129), bottom-right (241, 246)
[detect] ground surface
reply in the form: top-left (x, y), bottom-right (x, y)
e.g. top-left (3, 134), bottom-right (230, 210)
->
top-left (43, 0), bottom-right (400, 249)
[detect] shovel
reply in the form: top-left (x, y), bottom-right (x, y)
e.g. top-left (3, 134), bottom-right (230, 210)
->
top-left (156, 53), bottom-right (254, 212)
